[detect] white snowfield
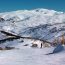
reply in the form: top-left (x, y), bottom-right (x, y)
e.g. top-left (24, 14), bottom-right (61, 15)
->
top-left (0, 8), bottom-right (65, 65)
top-left (0, 47), bottom-right (65, 65)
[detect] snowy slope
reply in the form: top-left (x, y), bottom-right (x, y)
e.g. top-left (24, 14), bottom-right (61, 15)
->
top-left (0, 47), bottom-right (65, 65)
top-left (0, 8), bottom-right (65, 40)
top-left (0, 8), bottom-right (65, 65)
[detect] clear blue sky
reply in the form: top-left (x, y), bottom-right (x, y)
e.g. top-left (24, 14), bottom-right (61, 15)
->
top-left (0, 0), bottom-right (65, 12)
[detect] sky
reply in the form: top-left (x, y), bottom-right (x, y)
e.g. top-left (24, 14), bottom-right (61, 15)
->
top-left (0, 0), bottom-right (65, 12)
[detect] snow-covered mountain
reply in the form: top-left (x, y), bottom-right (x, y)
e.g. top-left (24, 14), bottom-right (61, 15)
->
top-left (0, 8), bottom-right (65, 65)
top-left (0, 8), bottom-right (65, 41)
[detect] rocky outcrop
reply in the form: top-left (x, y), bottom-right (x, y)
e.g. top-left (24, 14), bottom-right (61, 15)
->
top-left (31, 44), bottom-right (38, 47)
top-left (0, 46), bottom-right (15, 50)
top-left (0, 17), bottom-right (5, 22)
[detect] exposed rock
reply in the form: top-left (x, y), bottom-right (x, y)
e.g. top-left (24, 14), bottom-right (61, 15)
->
top-left (0, 46), bottom-right (15, 50)
top-left (5, 46), bottom-right (15, 50)
top-left (43, 43), bottom-right (51, 47)
top-left (31, 44), bottom-right (38, 47)
top-left (0, 17), bottom-right (5, 22)
top-left (23, 44), bottom-right (29, 46)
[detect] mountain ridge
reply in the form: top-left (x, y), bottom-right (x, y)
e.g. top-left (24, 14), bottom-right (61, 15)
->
top-left (0, 8), bottom-right (65, 42)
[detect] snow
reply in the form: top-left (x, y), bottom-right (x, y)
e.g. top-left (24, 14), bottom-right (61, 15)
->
top-left (0, 47), bottom-right (65, 65)
top-left (0, 8), bottom-right (65, 65)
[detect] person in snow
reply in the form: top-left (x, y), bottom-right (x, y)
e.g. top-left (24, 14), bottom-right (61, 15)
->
top-left (40, 43), bottom-right (43, 48)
